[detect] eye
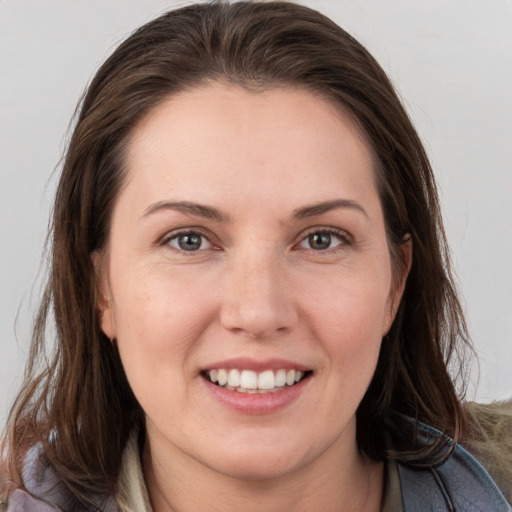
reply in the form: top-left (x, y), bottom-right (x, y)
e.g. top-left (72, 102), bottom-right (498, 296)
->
top-left (297, 229), bottom-right (347, 251)
top-left (166, 231), bottom-right (213, 252)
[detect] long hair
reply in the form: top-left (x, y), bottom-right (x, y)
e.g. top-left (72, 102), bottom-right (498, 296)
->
top-left (1, 1), bottom-right (471, 507)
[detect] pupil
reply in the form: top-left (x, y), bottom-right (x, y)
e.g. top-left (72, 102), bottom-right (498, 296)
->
top-left (178, 234), bottom-right (201, 251)
top-left (309, 233), bottom-right (331, 250)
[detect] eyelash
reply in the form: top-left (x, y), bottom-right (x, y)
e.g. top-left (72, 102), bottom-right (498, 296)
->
top-left (159, 228), bottom-right (218, 254)
top-left (159, 227), bottom-right (352, 254)
top-left (296, 227), bottom-right (351, 252)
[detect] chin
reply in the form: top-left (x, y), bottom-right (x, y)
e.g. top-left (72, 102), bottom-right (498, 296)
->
top-left (210, 453), bottom-right (304, 482)
top-left (198, 435), bottom-right (317, 482)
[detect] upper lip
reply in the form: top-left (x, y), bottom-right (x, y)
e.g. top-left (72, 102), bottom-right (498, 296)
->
top-left (202, 357), bottom-right (311, 372)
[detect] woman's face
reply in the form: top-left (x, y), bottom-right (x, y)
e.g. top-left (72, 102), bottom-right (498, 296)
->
top-left (99, 84), bottom-right (409, 480)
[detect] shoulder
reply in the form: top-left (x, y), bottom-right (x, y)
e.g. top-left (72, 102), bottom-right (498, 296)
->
top-left (3, 443), bottom-right (66, 511)
top-left (3, 444), bottom-right (118, 512)
top-left (463, 400), bottom-right (512, 503)
top-left (398, 432), bottom-right (511, 511)
top-left (397, 416), bottom-right (512, 511)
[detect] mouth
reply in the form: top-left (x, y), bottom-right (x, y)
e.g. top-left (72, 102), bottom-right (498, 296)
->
top-left (202, 368), bottom-right (312, 394)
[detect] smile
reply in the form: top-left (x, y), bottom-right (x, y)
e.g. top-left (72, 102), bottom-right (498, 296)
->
top-left (204, 368), bottom-right (310, 393)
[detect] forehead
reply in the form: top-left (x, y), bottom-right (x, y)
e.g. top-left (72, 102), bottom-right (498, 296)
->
top-left (120, 83), bottom-right (378, 214)
top-left (131, 83), bottom-right (371, 152)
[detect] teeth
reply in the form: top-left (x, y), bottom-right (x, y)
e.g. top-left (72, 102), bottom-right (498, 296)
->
top-left (240, 370), bottom-right (258, 390)
top-left (258, 370), bottom-right (275, 390)
top-left (206, 368), bottom-right (308, 392)
top-left (228, 369), bottom-right (240, 387)
top-left (217, 369), bottom-right (228, 386)
top-left (275, 369), bottom-right (286, 387)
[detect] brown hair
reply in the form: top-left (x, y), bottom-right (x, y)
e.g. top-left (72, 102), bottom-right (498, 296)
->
top-left (1, 1), bottom-right (472, 507)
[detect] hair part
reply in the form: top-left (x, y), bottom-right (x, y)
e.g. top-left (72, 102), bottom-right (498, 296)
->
top-left (2, 1), bottom-right (472, 507)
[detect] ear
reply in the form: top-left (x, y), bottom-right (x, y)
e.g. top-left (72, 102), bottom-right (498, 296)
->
top-left (383, 236), bottom-right (412, 336)
top-left (91, 251), bottom-right (117, 340)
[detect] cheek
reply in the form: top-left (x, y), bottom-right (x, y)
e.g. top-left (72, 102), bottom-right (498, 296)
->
top-left (111, 269), bottom-right (215, 401)
top-left (303, 284), bottom-right (386, 435)
top-left (306, 268), bottom-right (391, 333)
top-left (302, 269), bottom-right (390, 377)
top-left (114, 263), bottom-right (213, 339)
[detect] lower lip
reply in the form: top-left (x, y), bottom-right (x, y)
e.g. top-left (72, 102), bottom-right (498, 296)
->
top-left (202, 375), bottom-right (311, 415)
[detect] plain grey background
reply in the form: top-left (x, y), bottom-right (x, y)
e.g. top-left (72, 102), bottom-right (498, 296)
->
top-left (1, 0), bottom-right (511, 426)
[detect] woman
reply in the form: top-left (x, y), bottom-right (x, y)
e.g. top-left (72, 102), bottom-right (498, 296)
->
top-left (1, 2), bottom-right (510, 511)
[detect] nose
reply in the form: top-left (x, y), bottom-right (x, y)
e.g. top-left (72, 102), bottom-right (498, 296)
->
top-left (219, 252), bottom-right (298, 338)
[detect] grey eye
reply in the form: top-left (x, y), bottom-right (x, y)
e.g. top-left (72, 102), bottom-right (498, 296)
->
top-left (308, 233), bottom-right (332, 250)
top-left (169, 232), bottom-right (211, 251)
top-left (298, 231), bottom-right (344, 251)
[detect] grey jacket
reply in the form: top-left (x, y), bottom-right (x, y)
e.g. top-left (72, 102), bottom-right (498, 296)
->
top-left (3, 424), bottom-right (511, 511)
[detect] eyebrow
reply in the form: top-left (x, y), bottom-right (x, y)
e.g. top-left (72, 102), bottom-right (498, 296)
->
top-left (142, 201), bottom-right (230, 222)
top-left (142, 198), bottom-right (367, 222)
top-left (292, 199), bottom-right (368, 220)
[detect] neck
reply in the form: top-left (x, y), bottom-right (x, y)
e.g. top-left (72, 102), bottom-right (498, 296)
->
top-left (143, 425), bottom-right (383, 512)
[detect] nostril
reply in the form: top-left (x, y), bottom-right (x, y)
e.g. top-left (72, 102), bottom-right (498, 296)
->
top-left (219, 275), bottom-right (299, 337)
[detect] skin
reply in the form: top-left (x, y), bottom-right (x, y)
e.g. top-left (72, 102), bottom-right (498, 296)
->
top-left (98, 83), bottom-right (411, 511)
